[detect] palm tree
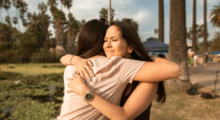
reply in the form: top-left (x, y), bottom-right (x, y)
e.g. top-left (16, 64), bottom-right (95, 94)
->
top-left (63, 0), bottom-right (72, 14)
top-left (2, 0), bottom-right (11, 17)
top-left (19, 0), bottom-right (27, 30)
top-left (166, 0), bottom-right (190, 91)
top-left (158, 0), bottom-right (164, 42)
top-left (5, 15), bottom-right (11, 26)
top-left (66, 13), bottom-right (79, 54)
top-left (48, 0), bottom-right (66, 57)
top-left (209, 3), bottom-right (220, 28)
top-left (12, 0), bottom-right (22, 31)
top-left (192, 0), bottom-right (197, 53)
top-left (12, 16), bottom-right (18, 27)
top-left (154, 28), bottom-right (158, 37)
top-left (203, 0), bottom-right (207, 53)
top-left (0, 0), bottom-right (3, 22)
top-left (99, 7), bottom-right (115, 21)
top-left (38, 2), bottom-right (47, 14)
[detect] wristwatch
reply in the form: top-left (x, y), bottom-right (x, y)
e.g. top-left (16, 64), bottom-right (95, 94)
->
top-left (84, 89), bottom-right (94, 102)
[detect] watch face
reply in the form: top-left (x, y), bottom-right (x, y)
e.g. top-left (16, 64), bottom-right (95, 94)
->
top-left (85, 94), bottom-right (92, 100)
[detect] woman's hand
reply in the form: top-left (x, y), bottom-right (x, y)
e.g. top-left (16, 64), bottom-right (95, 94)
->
top-left (67, 73), bottom-right (91, 96)
top-left (73, 56), bottom-right (94, 81)
top-left (60, 54), bottom-right (95, 81)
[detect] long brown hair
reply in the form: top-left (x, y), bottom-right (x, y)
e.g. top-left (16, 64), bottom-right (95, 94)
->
top-left (111, 22), bottom-right (166, 103)
top-left (75, 19), bottom-right (109, 58)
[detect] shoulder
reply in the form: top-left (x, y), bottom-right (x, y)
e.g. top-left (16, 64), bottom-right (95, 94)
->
top-left (64, 65), bottom-right (75, 74)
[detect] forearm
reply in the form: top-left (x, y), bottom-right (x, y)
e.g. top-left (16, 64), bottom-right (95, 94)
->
top-left (153, 57), bottom-right (174, 64)
top-left (82, 87), bottom-right (129, 120)
top-left (81, 82), bottom-right (157, 120)
top-left (60, 54), bottom-right (82, 66)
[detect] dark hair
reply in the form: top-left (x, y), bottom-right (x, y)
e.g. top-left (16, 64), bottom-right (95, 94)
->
top-left (111, 22), bottom-right (166, 103)
top-left (75, 19), bottom-right (109, 58)
top-left (158, 54), bottom-right (165, 58)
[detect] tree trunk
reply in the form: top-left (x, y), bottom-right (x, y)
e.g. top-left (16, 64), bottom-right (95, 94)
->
top-left (55, 22), bottom-right (66, 57)
top-left (192, 0), bottom-right (197, 53)
top-left (158, 0), bottom-right (164, 42)
top-left (66, 30), bottom-right (76, 54)
top-left (203, 0), bottom-right (207, 54)
top-left (165, 0), bottom-right (191, 91)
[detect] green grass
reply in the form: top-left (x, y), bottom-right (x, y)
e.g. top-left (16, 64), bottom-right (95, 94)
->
top-left (1, 63), bottom-right (220, 120)
top-left (0, 63), bottom-right (65, 76)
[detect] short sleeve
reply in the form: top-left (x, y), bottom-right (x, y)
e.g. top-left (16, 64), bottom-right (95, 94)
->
top-left (117, 57), bottom-right (145, 84)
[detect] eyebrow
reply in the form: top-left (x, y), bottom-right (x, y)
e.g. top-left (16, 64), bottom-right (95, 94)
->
top-left (104, 36), bottom-right (119, 39)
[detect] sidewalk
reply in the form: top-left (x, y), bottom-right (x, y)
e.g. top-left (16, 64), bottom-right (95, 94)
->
top-left (189, 62), bottom-right (220, 92)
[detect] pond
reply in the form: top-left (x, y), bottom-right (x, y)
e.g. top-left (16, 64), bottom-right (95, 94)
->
top-left (0, 72), bottom-right (64, 120)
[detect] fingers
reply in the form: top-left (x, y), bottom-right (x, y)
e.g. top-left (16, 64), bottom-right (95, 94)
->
top-left (87, 60), bottom-right (94, 67)
top-left (81, 68), bottom-right (92, 81)
top-left (67, 90), bottom-right (71, 93)
top-left (85, 65), bottom-right (95, 77)
top-left (79, 70), bottom-right (86, 80)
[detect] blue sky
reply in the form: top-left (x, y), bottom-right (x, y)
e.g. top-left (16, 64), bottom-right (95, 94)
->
top-left (1, 0), bottom-right (219, 44)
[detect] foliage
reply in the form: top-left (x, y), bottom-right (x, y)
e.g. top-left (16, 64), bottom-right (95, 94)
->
top-left (0, 72), bottom-right (64, 120)
top-left (209, 3), bottom-right (220, 28)
top-left (99, 7), bottom-right (115, 21)
top-left (187, 24), bottom-right (206, 41)
top-left (210, 32), bottom-right (220, 51)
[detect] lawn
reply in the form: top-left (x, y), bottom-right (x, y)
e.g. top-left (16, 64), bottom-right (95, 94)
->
top-left (0, 63), bottom-right (219, 120)
top-left (0, 63), bottom-right (65, 76)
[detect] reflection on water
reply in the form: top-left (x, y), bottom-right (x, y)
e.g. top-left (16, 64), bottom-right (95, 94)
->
top-left (49, 85), bottom-right (56, 102)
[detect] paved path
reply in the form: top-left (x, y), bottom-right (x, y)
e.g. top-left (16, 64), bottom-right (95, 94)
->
top-left (189, 62), bottom-right (220, 92)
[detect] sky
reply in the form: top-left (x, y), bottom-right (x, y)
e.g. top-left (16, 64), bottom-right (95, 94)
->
top-left (2, 0), bottom-right (220, 44)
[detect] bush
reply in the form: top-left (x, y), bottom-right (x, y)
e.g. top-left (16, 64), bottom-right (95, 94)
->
top-left (30, 52), bottom-right (59, 63)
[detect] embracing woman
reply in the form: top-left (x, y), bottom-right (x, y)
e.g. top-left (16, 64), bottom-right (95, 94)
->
top-left (57, 19), bottom-right (181, 120)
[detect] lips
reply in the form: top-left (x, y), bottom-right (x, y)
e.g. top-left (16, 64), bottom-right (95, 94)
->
top-left (106, 50), bottom-right (114, 52)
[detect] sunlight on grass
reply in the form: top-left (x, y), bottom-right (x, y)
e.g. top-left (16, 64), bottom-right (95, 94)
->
top-left (0, 63), bottom-right (65, 76)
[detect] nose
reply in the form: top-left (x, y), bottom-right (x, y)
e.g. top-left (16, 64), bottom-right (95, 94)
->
top-left (107, 40), bottom-right (112, 48)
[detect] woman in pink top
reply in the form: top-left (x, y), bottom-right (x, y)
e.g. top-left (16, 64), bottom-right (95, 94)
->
top-left (59, 20), bottom-right (181, 120)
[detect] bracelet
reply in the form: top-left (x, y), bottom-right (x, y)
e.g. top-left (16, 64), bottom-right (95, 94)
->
top-left (70, 56), bottom-right (74, 65)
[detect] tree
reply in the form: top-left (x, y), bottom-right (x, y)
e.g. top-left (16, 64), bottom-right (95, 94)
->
top-left (66, 13), bottom-right (79, 54)
top-left (192, 0), bottom-right (197, 53)
top-left (12, 16), bottom-right (18, 26)
top-left (13, 0), bottom-right (22, 31)
top-left (2, 0), bottom-right (11, 17)
top-left (19, 0), bottom-right (27, 29)
top-left (99, 7), bottom-right (115, 21)
top-left (203, 0), bottom-right (207, 54)
top-left (166, 0), bottom-right (190, 91)
top-left (210, 32), bottom-right (220, 52)
top-left (158, 0), bottom-right (164, 42)
top-left (38, 2), bottom-right (47, 14)
top-left (0, 0), bottom-right (3, 22)
top-left (209, 3), bottom-right (220, 28)
top-left (63, 0), bottom-right (72, 13)
top-left (154, 28), bottom-right (158, 37)
top-left (48, 0), bottom-right (66, 57)
top-left (187, 24), bottom-right (206, 41)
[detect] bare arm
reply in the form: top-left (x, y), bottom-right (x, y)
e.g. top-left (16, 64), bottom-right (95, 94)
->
top-left (60, 54), bottom-right (94, 80)
top-left (133, 57), bottom-right (182, 82)
top-left (68, 74), bottom-right (158, 120)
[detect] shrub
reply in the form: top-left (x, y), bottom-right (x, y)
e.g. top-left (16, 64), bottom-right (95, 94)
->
top-left (30, 52), bottom-right (59, 63)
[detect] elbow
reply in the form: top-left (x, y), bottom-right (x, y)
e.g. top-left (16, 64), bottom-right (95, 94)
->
top-left (174, 65), bottom-right (182, 78)
top-left (60, 56), bottom-right (66, 66)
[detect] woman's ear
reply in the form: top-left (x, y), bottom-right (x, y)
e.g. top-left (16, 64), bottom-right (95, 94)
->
top-left (128, 45), bottom-right (133, 54)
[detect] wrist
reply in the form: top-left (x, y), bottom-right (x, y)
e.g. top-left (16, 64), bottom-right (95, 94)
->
top-left (71, 56), bottom-right (82, 65)
top-left (81, 85), bottom-right (91, 96)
